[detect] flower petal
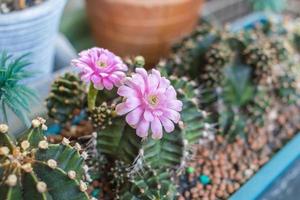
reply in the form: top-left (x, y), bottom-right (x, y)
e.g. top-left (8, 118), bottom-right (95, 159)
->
top-left (165, 86), bottom-right (177, 99)
top-left (116, 102), bottom-right (134, 115)
top-left (103, 79), bottom-right (114, 90)
top-left (163, 109), bottom-right (181, 123)
top-left (126, 107), bottom-right (143, 126)
top-left (125, 97), bottom-right (141, 110)
top-left (136, 120), bottom-right (150, 138)
top-left (166, 100), bottom-right (183, 112)
top-left (151, 117), bottom-right (163, 139)
top-left (144, 110), bottom-right (154, 122)
top-left (159, 116), bottom-right (175, 133)
top-left (118, 86), bottom-right (138, 98)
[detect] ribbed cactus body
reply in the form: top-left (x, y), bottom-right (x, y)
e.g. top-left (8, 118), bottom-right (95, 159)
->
top-left (118, 167), bottom-right (176, 200)
top-left (201, 43), bottom-right (231, 88)
top-left (46, 73), bottom-right (86, 126)
top-left (243, 43), bottom-right (274, 85)
top-left (0, 118), bottom-right (89, 200)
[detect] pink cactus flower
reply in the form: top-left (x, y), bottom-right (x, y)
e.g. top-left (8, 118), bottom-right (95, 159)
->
top-left (72, 47), bottom-right (128, 90)
top-left (116, 68), bottom-right (183, 139)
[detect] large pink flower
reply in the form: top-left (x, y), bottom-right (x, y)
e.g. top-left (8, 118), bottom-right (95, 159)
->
top-left (72, 47), bottom-right (128, 90)
top-left (116, 68), bottom-right (183, 139)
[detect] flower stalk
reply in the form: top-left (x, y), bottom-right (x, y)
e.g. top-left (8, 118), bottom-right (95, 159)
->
top-left (88, 84), bottom-right (98, 111)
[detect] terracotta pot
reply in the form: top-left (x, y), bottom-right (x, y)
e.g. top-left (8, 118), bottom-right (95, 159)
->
top-left (86, 0), bottom-right (204, 66)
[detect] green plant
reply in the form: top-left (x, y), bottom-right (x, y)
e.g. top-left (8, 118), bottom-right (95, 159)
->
top-left (0, 52), bottom-right (38, 126)
top-left (46, 73), bottom-right (86, 126)
top-left (94, 63), bottom-right (212, 199)
top-left (250, 0), bottom-right (287, 13)
top-left (0, 117), bottom-right (90, 200)
top-left (118, 166), bottom-right (176, 200)
top-left (242, 42), bottom-right (274, 85)
top-left (166, 17), bottom-right (300, 141)
top-left (47, 54), bottom-right (213, 199)
top-left (200, 43), bottom-right (232, 88)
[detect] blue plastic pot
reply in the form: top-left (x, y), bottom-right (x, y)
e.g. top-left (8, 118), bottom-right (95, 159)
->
top-left (0, 0), bottom-right (67, 78)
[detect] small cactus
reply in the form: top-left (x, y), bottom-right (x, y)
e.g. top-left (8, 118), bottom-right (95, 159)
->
top-left (270, 39), bottom-right (289, 63)
top-left (274, 63), bottom-right (300, 105)
top-left (201, 43), bottom-right (232, 88)
top-left (0, 117), bottom-right (90, 200)
top-left (46, 73), bottom-right (86, 126)
top-left (243, 42), bottom-right (274, 85)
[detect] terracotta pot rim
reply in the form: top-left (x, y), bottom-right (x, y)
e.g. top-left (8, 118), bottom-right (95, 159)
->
top-left (94, 0), bottom-right (201, 6)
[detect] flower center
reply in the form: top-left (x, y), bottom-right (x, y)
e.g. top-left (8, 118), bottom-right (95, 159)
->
top-left (148, 95), bottom-right (159, 106)
top-left (97, 60), bottom-right (107, 68)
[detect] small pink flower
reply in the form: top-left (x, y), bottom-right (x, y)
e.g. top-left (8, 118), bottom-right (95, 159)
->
top-left (72, 47), bottom-right (128, 90)
top-left (116, 68), bottom-right (183, 139)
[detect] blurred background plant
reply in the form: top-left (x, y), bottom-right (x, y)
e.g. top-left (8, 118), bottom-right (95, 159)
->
top-left (0, 0), bottom-right (45, 13)
top-left (0, 52), bottom-right (38, 126)
top-left (250, 0), bottom-right (287, 13)
top-left (162, 16), bottom-right (300, 140)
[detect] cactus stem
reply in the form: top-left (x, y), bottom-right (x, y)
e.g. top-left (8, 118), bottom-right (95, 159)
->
top-left (88, 83), bottom-right (98, 111)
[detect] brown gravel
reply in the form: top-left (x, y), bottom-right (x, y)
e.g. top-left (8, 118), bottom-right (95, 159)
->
top-left (179, 103), bottom-right (300, 200)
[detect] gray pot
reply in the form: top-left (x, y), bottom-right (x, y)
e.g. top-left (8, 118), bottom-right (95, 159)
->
top-left (0, 0), bottom-right (67, 77)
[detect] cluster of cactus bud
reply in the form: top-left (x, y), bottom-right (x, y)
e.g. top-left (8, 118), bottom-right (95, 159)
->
top-left (0, 117), bottom-right (90, 200)
top-left (46, 73), bottom-right (86, 126)
top-left (88, 102), bottom-right (116, 130)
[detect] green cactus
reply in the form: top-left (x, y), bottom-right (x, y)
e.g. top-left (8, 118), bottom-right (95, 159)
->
top-left (243, 42), bottom-right (274, 85)
top-left (95, 74), bottom-right (211, 169)
top-left (0, 52), bottom-right (39, 126)
top-left (96, 118), bottom-right (141, 164)
top-left (200, 43), bottom-right (232, 88)
top-left (165, 21), bottom-right (220, 80)
top-left (274, 62), bottom-right (300, 104)
top-left (212, 65), bottom-right (271, 138)
top-left (293, 28), bottom-right (300, 52)
top-left (270, 38), bottom-right (289, 63)
top-left (46, 73), bottom-right (86, 126)
top-left (118, 166), bottom-right (176, 200)
top-left (0, 117), bottom-right (90, 200)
